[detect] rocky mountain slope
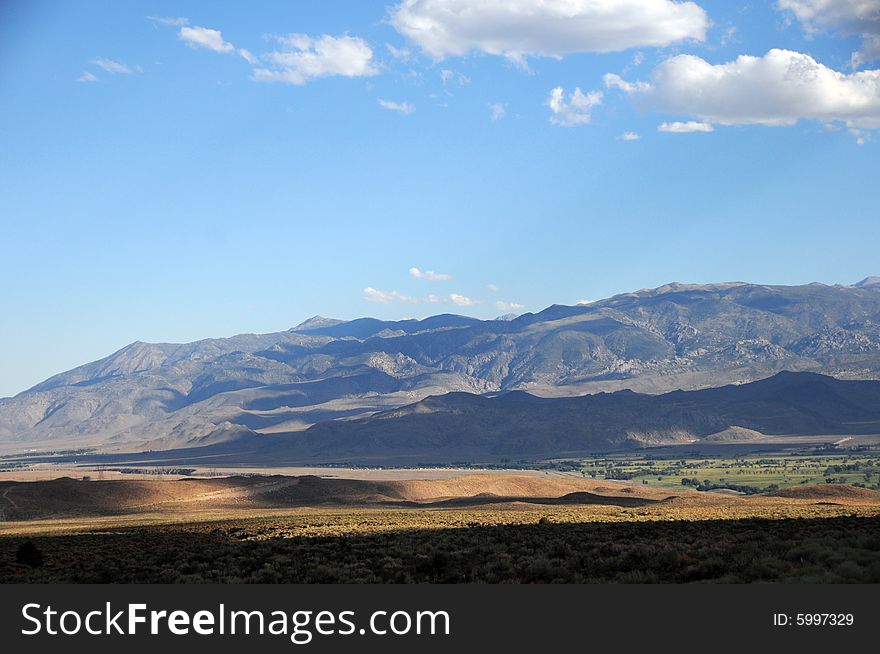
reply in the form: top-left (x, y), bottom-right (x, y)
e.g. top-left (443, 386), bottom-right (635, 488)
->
top-left (269, 372), bottom-right (880, 462)
top-left (1, 279), bottom-right (879, 452)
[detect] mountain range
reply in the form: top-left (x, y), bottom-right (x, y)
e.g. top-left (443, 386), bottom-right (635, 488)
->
top-left (228, 371), bottom-right (880, 463)
top-left (2, 278), bottom-right (880, 454)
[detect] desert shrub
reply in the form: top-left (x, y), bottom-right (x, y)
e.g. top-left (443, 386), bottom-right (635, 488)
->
top-left (15, 541), bottom-right (43, 568)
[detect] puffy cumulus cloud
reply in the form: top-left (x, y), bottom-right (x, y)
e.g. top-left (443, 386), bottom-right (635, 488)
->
top-left (409, 267), bottom-right (451, 281)
top-left (547, 86), bottom-right (603, 126)
top-left (379, 99), bottom-right (416, 114)
top-left (777, 1), bottom-right (880, 67)
top-left (253, 34), bottom-right (378, 85)
top-left (606, 49), bottom-right (880, 130)
top-left (363, 287), bottom-right (418, 304)
top-left (619, 131), bottom-right (641, 140)
top-left (178, 25), bottom-right (255, 63)
top-left (390, 0), bottom-right (708, 63)
top-left (658, 120), bottom-right (713, 132)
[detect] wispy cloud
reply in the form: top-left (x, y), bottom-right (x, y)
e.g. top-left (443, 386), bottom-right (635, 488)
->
top-left (489, 103), bottom-right (506, 121)
top-left (440, 68), bottom-right (470, 86)
top-left (386, 43), bottom-right (412, 62)
top-left (658, 121), bottom-right (714, 133)
top-left (77, 71), bottom-right (98, 83)
top-left (449, 293), bottom-right (477, 307)
top-left (180, 26), bottom-right (232, 53)
top-left (495, 300), bottom-right (524, 312)
top-left (486, 283), bottom-right (499, 292)
top-left (409, 267), bottom-right (451, 281)
top-left (147, 16), bottom-right (190, 27)
top-left (363, 287), bottom-right (418, 304)
top-left (92, 58), bottom-right (135, 74)
top-left (379, 99), bottom-right (415, 114)
top-left (365, 287), bottom-right (477, 307)
top-left (176, 24), bottom-right (258, 64)
top-left (777, 0), bottom-right (880, 68)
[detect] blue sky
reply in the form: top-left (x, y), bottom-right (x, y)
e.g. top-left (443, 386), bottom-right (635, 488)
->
top-left (1, 0), bottom-right (879, 396)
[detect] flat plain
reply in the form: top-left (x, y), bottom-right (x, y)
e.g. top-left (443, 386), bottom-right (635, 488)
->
top-left (2, 462), bottom-right (880, 583)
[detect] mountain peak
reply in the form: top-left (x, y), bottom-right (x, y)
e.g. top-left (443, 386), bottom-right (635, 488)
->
top-left (853, 276), bottom-right (880, 288)
top-left (291, 316), bottom-right (346, 332)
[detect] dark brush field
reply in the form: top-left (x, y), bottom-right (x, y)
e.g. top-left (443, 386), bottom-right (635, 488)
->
top-left (2, 474), bottom-right (880, 583)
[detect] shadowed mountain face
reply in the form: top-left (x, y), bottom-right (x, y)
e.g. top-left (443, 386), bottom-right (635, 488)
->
top-left (276, 372), bottom-right (880, 462)
top-left (1, 280), bottom-right (880, 451)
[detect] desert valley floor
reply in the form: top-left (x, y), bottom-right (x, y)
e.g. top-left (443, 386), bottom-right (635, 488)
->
top-left (2, 469), bottom-right (880, 583)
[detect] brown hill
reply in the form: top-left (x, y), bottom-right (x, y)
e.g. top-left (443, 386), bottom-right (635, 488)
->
top-left (767, 484), bottom-right (880, 503)
top-left (0, 474), bottom-right (659, 521)
top-left (703, 426), bottom-right (764, 442)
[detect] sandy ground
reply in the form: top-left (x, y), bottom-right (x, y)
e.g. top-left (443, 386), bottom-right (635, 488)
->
top-left (1, 472), bottom-right (879, 538)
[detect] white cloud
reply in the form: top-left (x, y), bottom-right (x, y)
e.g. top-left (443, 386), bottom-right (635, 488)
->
top-left (576, 299), bottom-right (595, 305)
top-left (238, 48), bottom-right (257, 64)
top-left (486, 283), bottom-right (499, 292)
top-left (449, 293), bottom-right (477, 307)
top-left (440, 68), bottom-right (470, 86)
top-left (390, 0), bottom-right (708, 62)
top-left (363, 287), bottom-right (418, 304)
top-left (489, 103), bottom-right (506, 120)
top-left (254, 34), bottom-right (378, 85)
top-left (619, 131), bottom-right (641, 140)
top-left (147, 16), bottom-right (190, 27)
top-left (409, 267), bottom-right (451, 281)
top-left (178, 25), bottom-right (255, 64)
top-left (365, 288), bottom-right (476, 306)
top-left (179, 26), bottom-right (235, 53)
top-left (77, 71), bottom-right (98, 82)
top-left (778, 1), bottom-right (880, 67)
top-left (495, 300), bottom-right (525, 312)
top-left (607, 49), bottom-right (880, 130)
top-left (658, 120), bottom-right (714, 132)
top-left (849, 126), bottom-right (869, 144)
top-left (603, 73), bottom-right (650, 94)
top-left (379, 99), bottom-right (416, 114)
top-left (386, 43), bottom-right (412, 61)
top-left (853, 35), bottom-right (880, 68)
top-left (547, 86), bottom-right (603, 126)
top-left (778, 1), bottom-right (879, 33)
top-left (92, 58), bottom-right (134, 74)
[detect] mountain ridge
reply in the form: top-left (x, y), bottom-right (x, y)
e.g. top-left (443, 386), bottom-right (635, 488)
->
top-left (2, 279), bottom-right (879, 452)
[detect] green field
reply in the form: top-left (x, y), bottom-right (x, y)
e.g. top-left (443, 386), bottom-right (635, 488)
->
top-left (546, 448), bottom-right (880, 494)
